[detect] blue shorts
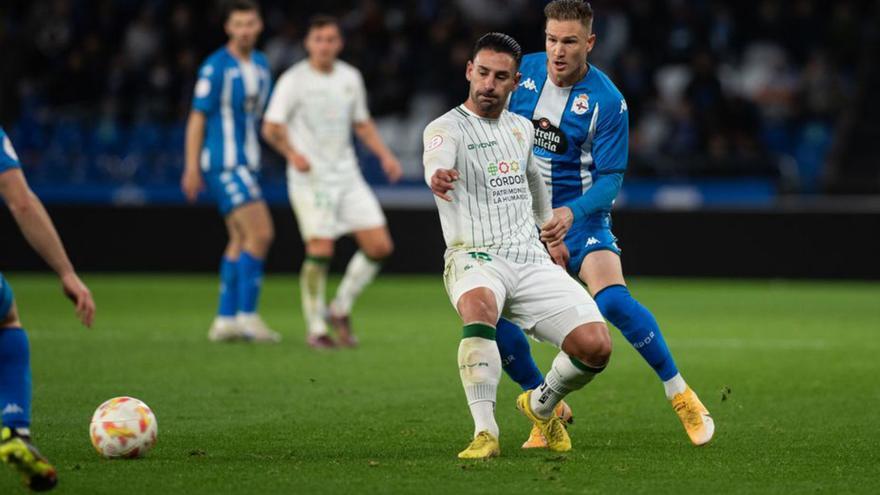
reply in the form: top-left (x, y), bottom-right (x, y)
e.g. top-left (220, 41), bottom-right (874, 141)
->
top-left (563, 211), bottom-right (621, 276)
top-left (204, 166), bottom-right (263, 216)
top-left (0, 272), bottom-right (14, 319)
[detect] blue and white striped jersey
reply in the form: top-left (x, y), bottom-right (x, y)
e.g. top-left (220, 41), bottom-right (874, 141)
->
top-left (0, 127), bottom-right (22, 173)
top-left (509, 52), bottom-right (628, 218)
top-left (192, 47), bottom-right (272, 173)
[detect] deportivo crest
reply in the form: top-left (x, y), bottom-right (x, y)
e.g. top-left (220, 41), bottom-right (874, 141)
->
top-left (571, 93), bottom-right (590, 115)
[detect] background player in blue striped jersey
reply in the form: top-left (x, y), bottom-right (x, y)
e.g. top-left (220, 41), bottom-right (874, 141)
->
top-left (0, 127), bottom-right (95, 491)
top-left (181, 0), bottom-right (279, 343)
top-left (499, 0), bottom-right (714, 447)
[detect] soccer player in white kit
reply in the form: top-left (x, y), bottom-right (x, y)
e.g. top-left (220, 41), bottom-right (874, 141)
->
top-left (262, 15), bottom-right (402, 349)
top-left (423, 33), bottom-right (612, 459)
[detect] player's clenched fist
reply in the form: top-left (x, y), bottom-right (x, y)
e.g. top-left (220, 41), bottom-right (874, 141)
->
top-left (541, 206), bottom-right (574, 246)
top-left (430, 168), bottom-right (460, 202)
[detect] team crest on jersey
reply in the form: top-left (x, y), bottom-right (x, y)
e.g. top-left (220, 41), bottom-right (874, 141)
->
top-left (512, 127), bottom-right (525, 145)
top-left (571, 93), bottom-right (590, 115)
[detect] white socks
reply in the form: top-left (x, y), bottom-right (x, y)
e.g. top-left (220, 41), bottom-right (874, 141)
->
top-left (300, 258), bottom-right (329, 336)
top-left (458, 325), bottom-right (502, 438)
top-left (332, 251), bottom-right (382, 315)
top-left (663, 373), bottom-right (687, 400)
top-left (531, 352), bottom-right (601, 419)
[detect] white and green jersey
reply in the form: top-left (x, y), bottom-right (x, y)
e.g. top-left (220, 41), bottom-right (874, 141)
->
top-left (423, 105), bottom-right (553, 264)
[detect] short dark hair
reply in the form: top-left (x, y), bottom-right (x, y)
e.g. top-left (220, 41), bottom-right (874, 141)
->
top-left (544, 0), bottom-right (594, 32)
top-left (308, 14), bottom-right (340, 33)
top-left (471, 32), bottom-right (523, 68)
top-left (225, 0), bottom-right (260, 20)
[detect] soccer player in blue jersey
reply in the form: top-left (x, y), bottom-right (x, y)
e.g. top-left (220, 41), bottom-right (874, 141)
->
top-left (501, 0), bottom-right (714, 447)
top-left (181, 0), bottom-right (279, 343)
top-left (0, 127), bottom-right (96, 491)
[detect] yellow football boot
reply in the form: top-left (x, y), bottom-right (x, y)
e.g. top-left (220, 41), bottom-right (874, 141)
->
top-left (457, 431), bottom-right (500, 459)
top-left (516, 391), bottom-right (571, 452)
top-left (521, 400), bottom-right (573, 449)
top-left (0, 427), bottom-right (58, 492)
top-left (671, 387), bottom-right (715, 446)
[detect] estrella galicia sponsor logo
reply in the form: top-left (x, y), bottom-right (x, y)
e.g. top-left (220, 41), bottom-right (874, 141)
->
top-left (532, 118), bottom-right (568, 154)
top-left (468, 140), bottom-right (497, 150)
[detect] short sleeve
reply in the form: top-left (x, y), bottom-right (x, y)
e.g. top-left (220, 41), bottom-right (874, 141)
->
top-left (192, 61), bottom-right (223, 114)
top-left (263, 72), bottom-right (297, 124)
top-left (351, 71), bottom-right (371, 124)
top-left (422, 118), bottom-right (459, 184)
top-left (0, 129), bottom-right (21, 172)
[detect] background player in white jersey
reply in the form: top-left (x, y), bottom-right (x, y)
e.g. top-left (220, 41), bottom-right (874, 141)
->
top-left (423, 33), bottom-right (612, 459)
top-left (502, 0), bottom-right (714, 446)
top-left (181, 0), bottom-right (279, 343)
top-left (262, 15), bottom-right (402, 349)
top-left (0, 127), bottom-right (95, 491)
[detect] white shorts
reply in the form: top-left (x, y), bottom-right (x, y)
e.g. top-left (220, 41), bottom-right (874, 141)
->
top-left (288, 173), bottom-right (386, 241)
top-left (443, 250), bottom-right (604, 348)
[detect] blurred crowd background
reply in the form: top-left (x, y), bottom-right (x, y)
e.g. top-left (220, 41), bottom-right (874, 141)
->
top-left (0, 0), bottom-right (877, 205)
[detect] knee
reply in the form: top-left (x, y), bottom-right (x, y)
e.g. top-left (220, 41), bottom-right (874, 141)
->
top-left (306, 239), bottom-right (334, 259)
top-left (362, 236), bottom-right (394, 261)
top-left (256, 222), bottom-right (275, 247)
top-left (594, 285), bottom-right (632, 321)
top-left (456, 288), bottom-right (498, 324)
top-left (1, 301), bottom-right (20, 329)
top-left (563, 322), bottom-right (612, 368)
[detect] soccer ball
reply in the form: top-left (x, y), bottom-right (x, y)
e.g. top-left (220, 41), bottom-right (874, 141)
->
top-left (89, 397), bottom-right (158, 459)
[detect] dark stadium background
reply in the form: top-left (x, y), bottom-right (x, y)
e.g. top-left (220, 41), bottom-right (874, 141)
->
top-left (0, 0), bottom-right (878, 277)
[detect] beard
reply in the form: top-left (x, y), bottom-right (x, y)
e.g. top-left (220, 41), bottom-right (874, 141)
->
top-left (471, 90), bottom-right (503, 114)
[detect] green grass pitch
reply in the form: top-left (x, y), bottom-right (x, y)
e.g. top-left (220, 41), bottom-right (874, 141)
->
top-left (1, 274), bottom-right (878, 494)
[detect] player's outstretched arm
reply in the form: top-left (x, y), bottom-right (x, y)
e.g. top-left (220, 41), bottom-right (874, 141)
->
top-left (423, 120), bottom-right (459, 201)
top-left (0, 169), bottom-right (95, 327)
top-left (353, 120), bottom-right (402, 183)
top-left (182, 110), bottom-right (207, 202)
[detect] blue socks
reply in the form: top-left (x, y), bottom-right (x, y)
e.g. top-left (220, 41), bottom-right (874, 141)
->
top-left (237, 251), bottom-right (264, 314)
top-left (495, 318), bottom-right (544, 391)
top-left (595, 285), bottom-right (678, 381)
top-left (0, 327), bottom-right (31, 430)
top-left (218, 256), bottom-right (239, 317)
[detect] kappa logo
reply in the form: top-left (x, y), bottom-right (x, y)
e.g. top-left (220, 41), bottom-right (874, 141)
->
top-left (571, 93), bottom-right (590, 115)
top-left (520, 78), bottom-right (538, 92)
top-left (2, 403), bottom-right (24, 415)
top-left (620, 99), bottom-right (628, 114)
top-left (586, 237), bottom-right (600, 247)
